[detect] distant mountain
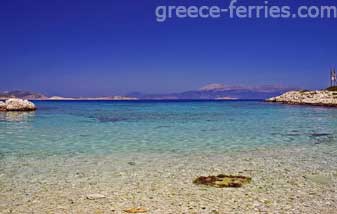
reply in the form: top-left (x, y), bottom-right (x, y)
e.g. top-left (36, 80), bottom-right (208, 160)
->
top-left (0, 90), bottom-right (48, 100)
top-left (199, 83), bottom-right (246, 91)
top-left (1, 84), bottom-right (295, 101)
top-left (48, 96), bottom-right (138, 100)
top-left (128, 84), bottom-right (296, 100)
top-left (0, 90), bottom-right (138, 100)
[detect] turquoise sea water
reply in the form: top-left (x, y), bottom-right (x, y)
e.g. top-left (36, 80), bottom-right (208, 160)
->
top-left (1, 100), bottom-right (337, 157)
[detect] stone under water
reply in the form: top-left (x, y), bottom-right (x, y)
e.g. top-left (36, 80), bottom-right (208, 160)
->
top-left (193, 174), bottom-right (252, 188)
top-left (123, 208), bottom-right (147, 213)
top-left (86, 194), bottom-right (106, 200)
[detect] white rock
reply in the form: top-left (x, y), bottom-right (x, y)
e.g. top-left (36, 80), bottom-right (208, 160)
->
top-left (266, 90), bottom-right (337, 107)
top-left (5, 98), bottom-right (36, 111)
top-left (86, 193), bottom-right (106, 200)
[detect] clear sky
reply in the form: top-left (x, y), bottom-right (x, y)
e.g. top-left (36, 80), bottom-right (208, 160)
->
top-left (1, 0), bottom-right (337, 96)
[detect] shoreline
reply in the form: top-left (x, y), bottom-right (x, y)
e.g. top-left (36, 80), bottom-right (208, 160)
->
top-left (266, 100), bottom-right (337, 108)
top-left (1, 143), bottom-right (336, 213)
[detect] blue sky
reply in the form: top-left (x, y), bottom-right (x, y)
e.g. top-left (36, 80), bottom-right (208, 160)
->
top-left (1, 0), bottom-right (337, 96)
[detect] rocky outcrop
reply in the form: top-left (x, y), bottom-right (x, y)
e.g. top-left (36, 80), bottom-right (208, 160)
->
top-left (0, 101), bottom-right (6, 111)
top-left (266, 90), bottom-right (337, 107)
top-left (0, 98), bottom-right (37, 111)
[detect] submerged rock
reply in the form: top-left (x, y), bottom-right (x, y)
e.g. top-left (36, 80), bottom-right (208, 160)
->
top-left (128, 161), bottom-right (136, 166)
top-left (123, 208), bottom-right (147, 213)
top-left (3, 98), bottom-right (36, 111)
top-left (86, 193), bottom-right (106, 200)
top-left (193, 174), bottom-right (252, 188)
top-left (310, 133), bottom-right (332, 137)
top-left (96, 116), bottom-right (127, 123)
top-left (0, 111), bottom-right (35, 122)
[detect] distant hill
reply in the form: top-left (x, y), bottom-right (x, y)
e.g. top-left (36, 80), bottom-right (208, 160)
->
top-left (0, 90), bottom-right (138, 100)
top-left (128, 84), bottom-right (295, 100)
top-left (0, 90), bottom-right (48, 100)
top-left (1, 84), bottom-right (295, 101)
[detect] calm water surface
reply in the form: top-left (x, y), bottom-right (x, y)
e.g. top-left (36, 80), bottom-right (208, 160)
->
top-left (1, 100), bottom-right (337, 157)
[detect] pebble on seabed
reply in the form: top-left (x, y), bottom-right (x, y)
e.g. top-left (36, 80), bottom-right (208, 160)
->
top-left (86, 194), bottom-right (106, 200)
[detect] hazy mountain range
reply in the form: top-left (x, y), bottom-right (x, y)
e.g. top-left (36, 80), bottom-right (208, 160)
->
top-left (127, 84), bottom-right (296, 100)
top-left (0, 90), bottom-right (48, 100)
top-left (0, 91), bottom-right (137, 100)
top-left (0, 84), bottom-right (295, 100)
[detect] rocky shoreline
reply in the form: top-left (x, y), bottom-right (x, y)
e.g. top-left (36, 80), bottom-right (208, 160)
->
top-left (0, 98), bottom-right (36, 111)
top-left (266, 90), bottom-right (337, 107)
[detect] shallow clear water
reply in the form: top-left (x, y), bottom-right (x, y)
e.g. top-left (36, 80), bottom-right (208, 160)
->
top-left (1, 100), bottom-right (337, 157)
top-left (2, 101), bottom-right (337, 213)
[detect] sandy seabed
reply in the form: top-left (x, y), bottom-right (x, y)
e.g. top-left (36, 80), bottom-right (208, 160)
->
top-left (1, 143), bottom-right (337, 214)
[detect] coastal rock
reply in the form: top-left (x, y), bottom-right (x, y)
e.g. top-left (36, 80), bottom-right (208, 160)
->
top-left (4, 98), bottom-right (36, 111)
top-left (86, 193), bottom-right (106, 200)
top-left (193, 174), bottom-right (252, 188)
top-left (266, 90), bottom-right (337, 107)
top-left (0, 101), bottom-right (6, 111)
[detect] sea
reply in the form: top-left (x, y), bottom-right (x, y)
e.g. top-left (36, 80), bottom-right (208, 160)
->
top-left (1, 100), bottom-right (337, 213)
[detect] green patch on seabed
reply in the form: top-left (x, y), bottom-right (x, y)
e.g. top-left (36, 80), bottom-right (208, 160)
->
top-left (304, 175), bottom-right (333, 185)
top-left (193, 174), bottom-right (252, 188)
